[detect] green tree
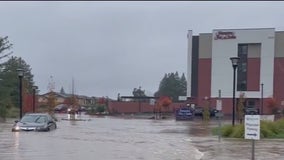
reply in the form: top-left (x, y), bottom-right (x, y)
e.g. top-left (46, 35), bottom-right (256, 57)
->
top-left (237, 93), bottom-right (245, 124)
top-left (0, 36), bottom-right (13, 61)
top-left (0, 36), bottom-right (12, 120)
top-left (0, 56), bottom-right (35, 118)
top-left (180, 73), bottom-right (187, 96)
top-left (46, 91), bottom-right (56, 114)
top-left (154, 72), bottom-right (187, 102)
top-left (132, 86), bottom-right (147, 102)
top-left (203, 98), bottom-right (210, 122)
top-left (132, 86), bottom-right (146, 97)
top-left (60, 87), bottom-right (66, 94)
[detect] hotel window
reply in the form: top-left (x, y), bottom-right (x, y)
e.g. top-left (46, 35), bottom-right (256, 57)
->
top-left (241, 63), bottom-right (247, 72)
top-left (237, 44), bottom-right (248, 91)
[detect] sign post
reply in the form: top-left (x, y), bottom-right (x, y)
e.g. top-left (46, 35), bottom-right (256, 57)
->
top-left (245, 115), bottom-right (260, 160)
top-left (216, 90), bottom-right (223, 142)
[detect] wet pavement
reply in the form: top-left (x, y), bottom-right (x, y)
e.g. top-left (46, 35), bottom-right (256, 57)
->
top-left (0, 114), bottom-right (284, 160)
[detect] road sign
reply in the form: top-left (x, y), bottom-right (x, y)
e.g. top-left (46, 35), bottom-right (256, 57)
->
top-left (216, 99), bottom-right (222, 111)
top-left (245, 115), bottom-right (260, 140)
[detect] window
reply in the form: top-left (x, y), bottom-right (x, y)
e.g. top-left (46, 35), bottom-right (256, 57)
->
top-left (241, 63), bottom-right (247, 72)
top-left (237, 44), bottom-right (248, 91)
top-left (240, 45), bottom-right (248, 55)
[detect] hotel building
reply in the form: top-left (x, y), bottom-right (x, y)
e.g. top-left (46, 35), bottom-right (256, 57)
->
top-left (187, 28), bottom-right (284, 115)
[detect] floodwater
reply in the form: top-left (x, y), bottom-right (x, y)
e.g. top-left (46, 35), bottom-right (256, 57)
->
top-left (0, 114), bottom-right (284, 160)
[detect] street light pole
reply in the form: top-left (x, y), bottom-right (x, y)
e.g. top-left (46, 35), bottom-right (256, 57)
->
top-left (32, 86), bottom-right (38, 113)
top-left (230, 57), bottom-right (240, 126)
top-left (261, 83), bottom-right (264, 115)
top-left (17, 69), bottom-right (24, 119)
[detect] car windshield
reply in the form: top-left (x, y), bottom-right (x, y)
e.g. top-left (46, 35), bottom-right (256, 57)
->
top-left (21, 115), bottom-right (48, 123)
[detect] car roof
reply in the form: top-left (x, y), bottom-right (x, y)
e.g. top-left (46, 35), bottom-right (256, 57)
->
top-left (24, 113), bottom-right (50, 116)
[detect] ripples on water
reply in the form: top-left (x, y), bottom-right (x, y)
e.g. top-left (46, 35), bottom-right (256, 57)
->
top-left (0, 114), bottom-right (203, 160)
top-left (2, 114), bottom-right (284, 160)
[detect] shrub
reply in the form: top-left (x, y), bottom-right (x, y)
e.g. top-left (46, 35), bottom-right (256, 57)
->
top-left (230, 124), bottom-right (244, 138)
top-left (260, 122), bottom-right (275, 138)
top-left (212, 118), bottom-right (284, 139)
top-left (266, 121), bottom-right (280, 134)
top-left (96, 104), bottom-right (106, 113)
top-left (274, 118), bottom-right (284, 135)
top-left (7, 107), bottom-right (19, 118)
top-left (0, 106), bottom-right (7, 119)
top-left (221, 125), bottom-right (234, 137)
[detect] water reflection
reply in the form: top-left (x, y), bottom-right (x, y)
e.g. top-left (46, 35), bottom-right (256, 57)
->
top-left (13, 132), bottom-right (20, 160)
top-left (1, 115), bottom-right (284, 160)
top-left (13, 132), bottom-right (19, 149)
top-left (1, 115), bottom-right (203, 160)
top-left (69, 120), bottom-right (77, 126)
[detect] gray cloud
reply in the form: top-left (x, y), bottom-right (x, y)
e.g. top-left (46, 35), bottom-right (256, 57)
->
top-left (0, 1), bottom-right (283, 98)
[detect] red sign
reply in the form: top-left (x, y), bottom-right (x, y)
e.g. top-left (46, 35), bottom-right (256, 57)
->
top-left (214, 31), bottom-right (236, 40)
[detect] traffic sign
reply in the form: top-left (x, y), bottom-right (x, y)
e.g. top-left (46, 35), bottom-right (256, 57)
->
top-left (245, 115), bottom-right (260, 140)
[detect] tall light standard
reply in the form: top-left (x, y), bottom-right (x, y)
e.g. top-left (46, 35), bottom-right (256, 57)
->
top-left (261, 83), bottom-right (264, 115)
top-left (230, 57), bottom-right (240, 126)
top-left (17, 69), bottom-right (24, 119)
top-left (32, 86), bottom-right (38, 113)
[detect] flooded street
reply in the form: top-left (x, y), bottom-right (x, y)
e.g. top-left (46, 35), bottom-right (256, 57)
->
top-left (1, 114), bottom-right (284, 160)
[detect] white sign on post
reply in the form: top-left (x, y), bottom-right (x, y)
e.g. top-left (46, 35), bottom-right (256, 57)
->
top-left (178, 96), bottom-right (187, 101)
top-left (216, 99), bottom-right (222, 111)
top-left (245, 115), bottom-right (260, 140)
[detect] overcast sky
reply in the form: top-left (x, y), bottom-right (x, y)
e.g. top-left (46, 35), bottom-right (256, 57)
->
top-left (0, 1), bottom-right (284, 99)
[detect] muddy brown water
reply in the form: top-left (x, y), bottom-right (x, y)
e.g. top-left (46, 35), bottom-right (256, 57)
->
top-left (1, 114), bottom-right (284, 160)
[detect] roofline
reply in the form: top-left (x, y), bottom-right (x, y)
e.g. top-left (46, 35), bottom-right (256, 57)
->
top-left (120, 96), bottom-right (159, 99)
top-left (24, 112), bottom-right (49, 115)
top-left (189, 28), bottom-right (279, 36)
top-left (213, 27), bottom-right (275, 31)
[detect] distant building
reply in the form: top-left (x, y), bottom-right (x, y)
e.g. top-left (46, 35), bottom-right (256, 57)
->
top-left (38, 91), bottom-right (96, 107)
top-left (187, 28), bottom-right (284, 114)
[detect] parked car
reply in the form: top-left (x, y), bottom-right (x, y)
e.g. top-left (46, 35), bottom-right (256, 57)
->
top-left (54, 104), bottom-right (68, 113)
top-left (175, 107), bottom-right (194, 120)
top-left (78, 106), bottom-right (87, 112)
top-left (194, 106), bottom-right (218, 117)
top-left (12, 113), bottom-right (57, 132)
top-left (244, 106), bottom-right (259, 115)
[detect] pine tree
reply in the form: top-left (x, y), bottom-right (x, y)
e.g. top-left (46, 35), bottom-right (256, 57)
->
top-left (60, 87), bottom-right (65, 94)
top-left (155, 72), bottom-right (187, 102)
top-left (0, 36), bottom-right (12, 61)
top-left (180, 73), bottom-right (187, 96)
top-left (0, 56), bottom-right (34, 108)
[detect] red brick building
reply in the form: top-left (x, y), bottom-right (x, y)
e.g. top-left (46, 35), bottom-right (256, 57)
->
top-left (187, 28), bottom-right (284, 115)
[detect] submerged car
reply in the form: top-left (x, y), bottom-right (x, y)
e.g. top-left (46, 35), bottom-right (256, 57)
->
top-left (194, 106), bottom-right (218, 117)
top-left (12, 113), bottom-right (57, 132)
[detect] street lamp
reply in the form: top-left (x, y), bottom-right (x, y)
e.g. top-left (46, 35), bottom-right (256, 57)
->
top-left (17, 68), bottom-right (24, 119)
top-left (230, 57), bottom-right (240, 126)
top-left (32, 86), bottom-right (38, 113)
top-left (261, 83), bottom-right (264, 115)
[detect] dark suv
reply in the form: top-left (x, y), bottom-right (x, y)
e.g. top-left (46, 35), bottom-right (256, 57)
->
top-left (244, 106), bottom-right (259, 115)
top-left (194, 106), bottom-right (218, 117)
